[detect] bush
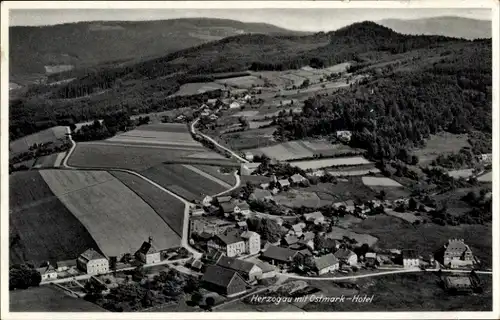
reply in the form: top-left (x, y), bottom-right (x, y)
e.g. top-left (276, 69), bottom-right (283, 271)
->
top-left (9, 264), bottom-right (41, 290)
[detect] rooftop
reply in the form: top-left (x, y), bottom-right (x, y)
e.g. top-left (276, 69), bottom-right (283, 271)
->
top-left (215, 230), bottom-right (243, 245)
top-left (304, 211), bottom-right (324, 220)
top-left (80, 248), bottom-right (105, 261)
top-left (202, 265), bottom-right (242, 288)
top-left (334, 248), bottom-right (356, 260)
top-left (445, 239), bottom-right (471, 252)
top-left (444, 276), bottom-right (472, 288)
top-left (402, 249), bottom-right (419, 259)
top-left (250, 188), bottom-right (272, 200)
top-left (217, 256), bottom-right (258, 274)
top-left (314, 253), bottom-right (339, 271)
top-left (261, 245), bottom-right (300, 263)
top-left (240, 231), bottom-right (259, 239)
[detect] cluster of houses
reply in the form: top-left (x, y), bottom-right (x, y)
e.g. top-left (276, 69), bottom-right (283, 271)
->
top-left (36, 237), bottom-right (171, 282)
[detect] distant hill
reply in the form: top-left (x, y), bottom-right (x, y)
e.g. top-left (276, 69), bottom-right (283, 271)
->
top-left (378, 16), bottom-right (491, 40)
top-left (9, 18), bottom-right (307, 82)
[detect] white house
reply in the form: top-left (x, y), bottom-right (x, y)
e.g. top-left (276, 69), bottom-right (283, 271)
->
top-left (402, 249), bottom-right (420, 269)
top-left (277, 179), bottom-right (290, 189)
top-left (56, 259), bottom-right (76, 272)
top-left (234, 202), bottom-right (251, 216)
top-left (240, 163), bottom-right (260, 176)
top-left (336, 130), bottom-right (352, 142)
top-left (77, 248), bottom-right (109, 275)
top-left (191, 208), bottom-right (205, 217)
top-left (216, 256), bottom-right (262, 282)
top-left (244, 152), bottom-right (254, 161)
top-left (303, 211), bottom-right (325, 225)
top-left (289, 173), bottom-right (307, 185)
top-left (36, 264), bottom-right (58, 281)
top-left (135, 237), bottom-right (161, 265)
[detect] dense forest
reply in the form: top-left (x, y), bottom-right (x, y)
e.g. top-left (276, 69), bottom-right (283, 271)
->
top-left (273, 39), bottom-right (492, 161)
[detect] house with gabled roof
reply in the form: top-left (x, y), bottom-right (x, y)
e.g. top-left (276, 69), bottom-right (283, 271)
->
top-left (202, 195), bottom-right (213, 207)
top-left (217, 195), bottom-right (233, 204)
top-left (201, 265), bottom-right (247, 297)
top-left (216, 256), bottom-right (262, 281)
top-left (260, 245), bottom-right (303, 267)
top-left (289, 173), bottom-right (307, 185)
top-left (249, 189), bottom-right (273, 202)
top-left (36, 263), bottom-right (58, 281)
top-left (277, 179), bottom-right (290, 190)
top-left (313, 253), bottom-right (340, 275)
top-left (208, 230), bottom-right (246, 257)
top-left (442, 239), bottom-right (474, 268)
top-left (77, 248), bottom-right (109, 275)
top-left (303, 211), bottom-right (325, 225)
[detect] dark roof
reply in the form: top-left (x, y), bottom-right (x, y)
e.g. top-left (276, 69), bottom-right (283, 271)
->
top-left (220, 202), bottom-right (235, 213)
top-left (215, 230), bottom-right (243, 245)
top-left (217, 196), bottom-right (232, 203)
top-left (334, 248), bottom-right (356, 260)
top-left (402, 249), bottom-right (419, 259)
top-left (261, 245), bottom-right (300, 263)
top-left (136, 241), bottom-right (155, 255)
top-left (302, 232), bottom-right (315, 241)
top-left (202, 265), bottom-right (242, 288)
top-left (250, 189), bottom-right (272, 200)
top-left (284, 235), bottom-right (299, 245)
top-left (57, 259), bottom-right (76, 268)
top-left (314, 253), bottom-right (339, 271)
top-left (80, 248), bottom-right (105, 261)
top-left (199, 232), bottom-right (213, 240)
top-left (323, 238), bottom-right (340, 249)
top-left (217, 256), bottom-right (257, 274)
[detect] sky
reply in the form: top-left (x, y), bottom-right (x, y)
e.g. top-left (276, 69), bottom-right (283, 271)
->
top-left (9, 8), bottom-right (492, 32)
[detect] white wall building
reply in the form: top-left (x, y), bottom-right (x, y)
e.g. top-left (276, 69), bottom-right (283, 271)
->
top-left (77, 249), bottom-right (109, 275)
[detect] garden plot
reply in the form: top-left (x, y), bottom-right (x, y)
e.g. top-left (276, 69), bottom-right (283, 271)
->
top-left (47, 171), bottom-right (181, 257)
top-left (107, 123), bottom-right (201, 147)
top-left (170, 82), bottom-right (224, 97)
top-left (362, 176), bottom-right (403, 187)
top-left (384, 209), bottom-right (424, 224)
top-left (290, 156), bottom-right (372, 170)
top-left (274, 190), bottom-right (322, 208)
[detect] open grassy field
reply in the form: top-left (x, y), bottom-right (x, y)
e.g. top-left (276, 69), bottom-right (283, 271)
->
top-left (290, 156), bottom-right (372, 170)
top-left (413, 132), bottom-right (470, 165)
top-left (170, 81), bottom-right (224, 97)
top-left (183, 164), bottom-right (233, 189)
top-left (328, 168), bottom-right (381, 177)
top-left (110, 171), bottom-right (185, 236)
top-left (248, 120), bottom-right (273, 129)
top-left (367, 185), bottom-right (412, 201)
top-left (68, 142), bottom-right (206, 171)
top-left (193, 165), bottom-right (237, 185)
top-left (10, 286), bottom-right (108, 312)
top-left (352, 215), bottom-right (492, 267)
top-left (477, 171), bottom-right (492, 182)
top-left (9, 171), bottom-right (99, 265)
top-left (107, 123), bottom-right (202, 147)
top-left (303, 179), bottom-right (377, 203)
top-left (302, 272), bottom-right (492, 311)
top-left (141, 163), bottom-right (228, 201)
top-left (41, 169), bottom-right (181, 257)
top-left (32, 152), bottom-right (67, 169)
top-left (220, 127), bottom-right (276, 150)
top-left (9, 126), bottom-right (68, 157)
top-left (384, 209), bottom-right (424, 224)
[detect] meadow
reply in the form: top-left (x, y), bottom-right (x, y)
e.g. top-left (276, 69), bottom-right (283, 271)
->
top-left (9, 171), bottom-right (99, 265)
top-left (412, 132), bottom-right (470, 165)
top-left (290, 156), bottom-right (372, 170)
top-left (303, 179), bottom-right (377, 203)
top-left (326, 226), bottom-right (378, 247)
top-left (41, 169), bottom-right (181, 257)
top-left (193, 165), bottom-right (237, 185)
top-left (32, 152), bottom-right (66, 169)
top-left (214, 75), bottom-right (265, 89)
top-left (170, 81), bottom-right (224, 97)
top-left (362, 176), bottom-right (402, 187)
top-left (107, 123), bottom-right (202, 147)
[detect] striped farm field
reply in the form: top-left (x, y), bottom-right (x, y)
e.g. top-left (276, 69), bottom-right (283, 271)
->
top-left (362, 176), bottom-right (403, 187)
top-left (111, 171), bottom-right (185, 236)
top-left (68, 142), bottom-right (208, 171)
top-left (107, 123), bottom-right (202, 147)
top-left (290, 156), bottom-right (372, 170)
top-left (41, 169), bottom-right (180, 257)
top-left (141, 164), bottom-right (227, 200)
top-left (214, 75), bottom-right (265, 89)
top-left (182, 164), bottom-right (232, 189)
top-left (9, 171), bottom-right (100, 265)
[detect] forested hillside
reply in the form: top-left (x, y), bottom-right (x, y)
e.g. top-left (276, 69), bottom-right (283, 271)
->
top-left (273, 39), bottom-right (492, 159)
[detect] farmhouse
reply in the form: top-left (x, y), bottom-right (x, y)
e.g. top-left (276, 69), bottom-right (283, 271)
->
top-left (365, 252), bottom-right (378, 267)
top-left (303, 211), bottom-right (325, 225)
top-left (402, 249), bottom-right (420, 269)
top-left (77, 249), bottom-right (109, 275)
top-left (135, 237), bottom-right (161, 265)
top-left (217, 196), bottom-right (233, 204)
top-left (260, 182), bottom-right (270, 190)
top-left (201, 265), bottom-right (247, 297)
top-left (260, 245), bottom-right (303, 267)
top-left (221, 202), bottom-right (237, 217)
top-left (36, 264), bottom-right (58, 281)
top-left (277, 179), bottom-right (290, 190)
top-left (288, 223), bottom-right (305, 237)
top-left (187, 258), bottom-right (204, 272)
top-left (234, 202), bottom-right (251, 216)
top-left (190, 216), bottom-right (234, 236)
top-left (216, 256), bottom-right (263, 281)
top-left (255, 260), bottom-right (277, 279)
top-left (289, 174), bottom-right (307, 185)
top-left (313, 253), bottom-right (340, 275)
top-left (442, 239), bottom-right (474, 268)
top-left (237, 221), bottom-right (248, 230)
top-left (240, 163), bottom-right (260, 176)
top-left (479, 153), bottom-right (492, 164)
top-left (334, 248), bottom-right (358, 267)
top-left (282, 235), bottom-right (300, 246)
top-left (443, 276), bottom-right (474, 293)
top-left (191, 208), bottom-right (205, 217)
top-left (249, 188), bottom-right (273, 202)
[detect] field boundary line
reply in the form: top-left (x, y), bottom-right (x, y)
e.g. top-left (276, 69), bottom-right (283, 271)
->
top-left (182, 164), bottom-right (232, 189)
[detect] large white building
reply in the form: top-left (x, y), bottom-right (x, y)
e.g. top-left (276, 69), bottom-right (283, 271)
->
top-left (240, 231), bottom-right (261, 255)
top-left (135, 237), bottom-right (161, 265)
top-left (77, 249), bottom-right (109, 275)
